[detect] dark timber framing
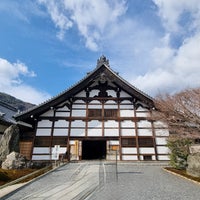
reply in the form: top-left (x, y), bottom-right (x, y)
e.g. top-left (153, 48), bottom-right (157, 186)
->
top-left (15, 56), bottom-right (169, 162)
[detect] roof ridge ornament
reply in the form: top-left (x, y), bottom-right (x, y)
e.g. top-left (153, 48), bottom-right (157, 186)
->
top-left (97, 55), bottom-right (110, 68)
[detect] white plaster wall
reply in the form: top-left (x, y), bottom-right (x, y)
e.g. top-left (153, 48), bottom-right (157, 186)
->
top-left (121, 100), bottom-right (132, 104)
top-left (40, 110), bottom-right (54, 117)
top-left (155, 129), bottom-right (169, 136)
top-left (88, 120), bottom-right (102, 128)
top-left (51, 147), bottom-right (67, 154)
top-left (154, 121), bottom-right (168, 128)
top-left (32, 155), bottom-right (50, 160)
top-left (36, 129), bottom-right (51, 136)
top-left (121, 120), bottom-right (135, 128)
top-left (70, 140), bottom-right (75, 145)
top-left (56, 105), bottom-right (69, 111)
top-left (139, 147), bottom-right (155, 154)
top-left (120, 110), bottom-right (134, 117)
top-left (122, 155), bottom-right (138, 160)
top-left (104, 120), bottom-right (118, 128)
top-left (87, 128), bottom-right (102, 136)
top-left (136, 112), bottom-right (149, 117)
top-left (137, 129), bottom-right (153, 136)
top-left (55, 111), bottom-right (70, 117)
top-left (122, 147), bottom-right (137, 154)
top-left (120, 91), bottom-right (131, 98)
top-left (104, 104), bottom-right (118, 109)
top-left (157, 146), bottom-right (169, 154)
top-left (121, 129), bottom-right (136, 136)
top-left (109, 140), bottom-right (119, 145)
top-left (158, 155), bottom-right (170, 160)
top-left (54, 120), bottom-right (69, 127)
top-left (88, 104), bottom-right (102, 109)
top-left (33, 147), bottom-right (50, 154)
top-left (70, 129), bottom-right (85, 137)
top-left (120, 104), bottom-right (134, 109)
top-left (72, 104), bottom-right (87, 109)
top-left (71, 120), bottom-right (85, 127)
top-left (136, 106), bottom-right (148, 111)
top-left (156, 137), bottom-right (167, 145)
top-left (90, 89), bottom-right (99, 97)
top-left (107, 90), bottom-right (117, 97)
top-left (53, 129), bottom-right (68, 136)
top-left (37, 120), bottom-right (52, 128)
top-left (137, 120), bottom-right (152, 128)
top-left (75, 91), bottom-right (86, 97)
top-left (104, 129), bottom-right (119, 136)
top-left (71, 110), bottom-right (86, 117)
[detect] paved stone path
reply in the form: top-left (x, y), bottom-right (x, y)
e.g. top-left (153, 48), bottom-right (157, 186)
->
top-left (2, 161), bottom-right (200, 200)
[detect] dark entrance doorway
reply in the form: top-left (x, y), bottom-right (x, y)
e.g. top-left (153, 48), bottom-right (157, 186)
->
top-left (82, 140), bottom-right (106, 160)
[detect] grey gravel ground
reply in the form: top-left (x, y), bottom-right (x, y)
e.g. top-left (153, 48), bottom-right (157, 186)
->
top-left (2, 161), bottom-right (200, 200)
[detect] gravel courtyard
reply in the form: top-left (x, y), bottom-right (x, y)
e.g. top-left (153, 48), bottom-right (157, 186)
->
top-left (2, 161), bottom-right (200, 200)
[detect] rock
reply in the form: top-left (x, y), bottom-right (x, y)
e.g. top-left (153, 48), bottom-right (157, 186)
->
top-left (0, 125), bottom-right (20, 164)
top-left (1, 152), bottom-right (27, 169)
top-left (187, 153), bottom-right (200, 177)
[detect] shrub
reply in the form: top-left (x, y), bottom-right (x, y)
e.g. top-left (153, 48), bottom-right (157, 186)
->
top-left (167, 137), bottom-right (192, 170)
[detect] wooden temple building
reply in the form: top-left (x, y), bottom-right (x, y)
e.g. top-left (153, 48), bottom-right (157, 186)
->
top-left (15, 56), bottom-right (169, 161)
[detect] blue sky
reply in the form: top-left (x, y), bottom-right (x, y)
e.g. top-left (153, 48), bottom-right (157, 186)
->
top-left (0, 0), bottom-right (200, 104)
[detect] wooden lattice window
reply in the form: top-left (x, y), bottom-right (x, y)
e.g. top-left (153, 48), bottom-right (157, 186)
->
top-left (121, 138), bottom-right (136, 147)
top-left (138, 137), bottom-right (154, 147)
top-left (88, 109), bottom-right (102, 117)
top-left (34, 136), bottom-right (51, 147)
top-left (104, 109), bottom-right (117, 117)
top-left (52, 137), bottom-right (67, 146)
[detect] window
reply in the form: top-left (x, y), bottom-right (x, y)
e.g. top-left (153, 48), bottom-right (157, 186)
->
top-left (88, 109), bottom-right (117, 118)
top-left (122, 138), bottom-right (136, 147)
top-left (143, 155), bottom-right (152, 161)
top-left (138, 137), bottom-right (154, 147)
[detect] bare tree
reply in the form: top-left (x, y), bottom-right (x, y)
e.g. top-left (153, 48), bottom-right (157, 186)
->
top-left (154, 88), bottom-right (200, 138)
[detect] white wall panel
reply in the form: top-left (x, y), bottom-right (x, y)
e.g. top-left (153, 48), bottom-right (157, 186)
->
top-left (75, 91), bottom-right (86, 97)
top-left (154, 121), bottom-right (168, 128)
top-left (53, 129), bottom-right (68, 136)
top-left (87, 129), bottom-right (102, 136)
top-left (155, 129), bottom-right (169, 136)
top-left (55, 112), bottom-right (70, 117)
top-left (37, 120), bottom-right (52, 128)
top-left (137, 129), bottom-right (153, 136)
top-left (72, 104), bottom-right (87, 109)
top-left (36, 129), bottom-right (51, 136)
top-left (40, 110), bottom-right (54, 117)
top-left (104, 120), bottom-right (118, 128)
top-left (104, 129), bottom-right (119, 136)
top-left (122, 147), bottom-right (137, 154)
top-left (137, 106), bottom-right (148, 111)
top-left (88, 120), bottom-right (102, 128)
top-left (122, 155), bottom-right (138, 160)
top-left (120, 91), bottom-right (131, 97)
top-left (137, 120), bottom-right (152, 128)
top-left (120, 104), bottom-right (134, 109)
top-left (109, 140), bottom-right (119, 145)
top-left (104, 104), bottom-right (118, 109)
top-left (121, 129), bottom-right (135, 136)
top-left (51, 147), bottom-right (67, 154)
top-left (56, 105), bottom-right (69, 111)
top-left (157, 146), bottom-right (169, 154)
top-left (88, 104), bottom-right (102, 109)
top-left (71, 110), bottom-right (86, 117)
top-left (33, 147), bottom-right (50, 154)
top-left (120, 110), bottom-right (134, 117)
top-left (107, 90), bottom-right (117, 97)
top-left (139, 148), bottom-right (155, 154)
top-left (156, 137), bottom-right (167, 145)
top-left (32, 155), bottom-right (50, 160)
top-left (90, 89), bottom-right (99, 97)
top-left (158, 155), bottom-right (170, 160)
top-left (121, 100), bottom-right (132, 104)
top-left (70, 129), bottom-right (85, 137)
top-left (121, 120), bottom-right (135, 128)
top-left (136, 112), bottom-right (149, 117)
top-left (71, 120), bottom-right (85, 127)
top-left (54, 120), bottom-right (69, 127)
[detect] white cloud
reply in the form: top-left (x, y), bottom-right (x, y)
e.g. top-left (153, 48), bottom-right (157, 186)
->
top-left (38, 0), bottom-right (127, 51)
top-left (0, 58), bottom-right (50, 104)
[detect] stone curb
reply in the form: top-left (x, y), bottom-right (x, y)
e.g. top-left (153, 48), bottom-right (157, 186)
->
top-left (163, 168), bottom-right (200, 186)
top-left (0, 162), bottom-right (69, 198)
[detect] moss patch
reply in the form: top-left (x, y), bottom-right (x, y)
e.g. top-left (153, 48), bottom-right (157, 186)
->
top-left (165, 167), bottom-right (200, 183)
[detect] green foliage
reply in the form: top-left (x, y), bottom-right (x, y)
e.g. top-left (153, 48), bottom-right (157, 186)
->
top-left (167, 137), bottom-right (192, 170)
